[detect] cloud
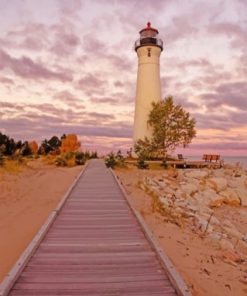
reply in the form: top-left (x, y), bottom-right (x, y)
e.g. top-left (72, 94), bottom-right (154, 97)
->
top-left (77, 74), bottom-right (106, 96)
top-left (208, 22), bottom-right (247, 49)
top-left (200, 81), bottom-right (247, 110)
top-left (0, 76), bottom-right (14, 84)
top-left (90, 97), bottom-right (119, 105)
top-left (53, 90), bottom-right (81, 105)
top-left (0, 49), bottom-right (73, 82)
top-left (49, 24), bottom-right (80, 56)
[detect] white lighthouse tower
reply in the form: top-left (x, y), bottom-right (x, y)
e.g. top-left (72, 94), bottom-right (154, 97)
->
top-left (133, 22), bottom-right (163, 145)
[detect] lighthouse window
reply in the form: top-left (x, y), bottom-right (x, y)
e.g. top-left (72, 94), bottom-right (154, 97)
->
top-left (147, 48), bottom-right (151, 57)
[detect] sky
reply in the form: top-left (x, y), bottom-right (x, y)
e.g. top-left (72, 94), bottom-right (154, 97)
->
top-left (0, 0), bottom-right (246, 155)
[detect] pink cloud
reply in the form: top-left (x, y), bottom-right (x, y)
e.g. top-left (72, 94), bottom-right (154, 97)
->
top-left (208, 22), bottom-right (247, 49)
top-left (90, 97), bottom-right (119, 105)
top-left (0, 76), bottom-right (14, 84)
top-left (0, 49), bottom-right (73, 81)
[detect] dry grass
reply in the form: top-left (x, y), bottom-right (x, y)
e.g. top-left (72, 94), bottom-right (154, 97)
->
top-left (41, 155), bottom-right (56, 165)
top-left (1, 159), bottom-right (26, 173)
top-left (139, 181), bottom-right (184, 227)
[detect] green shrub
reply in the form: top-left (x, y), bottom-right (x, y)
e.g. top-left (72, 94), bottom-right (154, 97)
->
top-left (160, 159), bottom-right (168, 169)
top-left (75, 152), bottom-right (86, 165)
top-left (137, 158), bottom-right (149, 169)
top-left (64, 152), bottom-right (74, 160)
top-left (84, 150), bottom-right (90, 159)
top-left (105, 152), bottom-right (117, 169)
top-left (55, 156), bottom-right (67, 166)
top-left (90, 151), bottom-right (98, 159)
top-left (0, 154), bottom-right (4, 166)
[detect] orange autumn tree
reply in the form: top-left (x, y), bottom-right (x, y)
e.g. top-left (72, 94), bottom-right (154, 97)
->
top-left (28, 141), bottom-right (38, 154)
top-left (60, 134), bottom-right (81, 153)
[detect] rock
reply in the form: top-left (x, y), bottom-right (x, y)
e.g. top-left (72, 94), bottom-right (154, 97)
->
top-left (159, 196), bottom-right (170, 207)
top-left (236, 186), bottom-right (247, 206)
top-left (185, 170), bottom-right (208, 179)
top-left (180, 183), bottom-right (198, 196)
top-left (222, 219), bottom-right (236, 229)
top-left (236, 240), bottom-right (247, 256)
top-left (228, 175), bottom-right (247, 189)
top-left (194, 215), bottom-right (213, 233)
top-left (174, 189), bottom-right (186, 199)
top-left (227, 179), bottom-right (238, 189)
top-left (220, 239), bottom-right (234, 251)
top-left (242, 234), bottom-right (247, 242)
top-left (223, 227), bottom-right (243, 240)
top-left (219, 188), bottom-right (240, 206)
top-left (239, 209), bottom-right (247, 218)
top-left (163, 187), bottom-right (176, 195)
top-left (221, 250), bottom-right (242, 262)
top-left (139, 183), bottom-right (146, 191)
top-left (207, 177), bottom-right (228, 192)
top-left (209, 232), bottom-right (223, 242)
top-left (196, 189), bottom-right (224, 207)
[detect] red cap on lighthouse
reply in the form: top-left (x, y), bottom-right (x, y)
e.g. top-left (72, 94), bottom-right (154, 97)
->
top-left (139, 22), bottom-right (159, 34)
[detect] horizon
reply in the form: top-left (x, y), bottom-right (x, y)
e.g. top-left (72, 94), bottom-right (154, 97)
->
top-left (0, 0), bottom-right (247, 156)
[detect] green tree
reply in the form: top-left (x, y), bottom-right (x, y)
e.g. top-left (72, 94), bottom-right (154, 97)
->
top-left (134, 96), bottom-right (196, 158)
top-left (48, 136), bottom-right (61, 150)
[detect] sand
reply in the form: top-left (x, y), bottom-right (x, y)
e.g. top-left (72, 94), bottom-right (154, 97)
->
top-left (0, 159), bottom-right (82, 282)
top-left (116, 166), bottom-right (247, 296)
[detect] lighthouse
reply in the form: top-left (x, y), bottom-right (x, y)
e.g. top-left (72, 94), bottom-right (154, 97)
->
top-left (133, 22), bottom-right (163, 145)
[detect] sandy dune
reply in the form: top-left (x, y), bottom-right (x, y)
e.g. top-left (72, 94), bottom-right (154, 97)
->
top-left (0, 159), bottom-right (82, 282)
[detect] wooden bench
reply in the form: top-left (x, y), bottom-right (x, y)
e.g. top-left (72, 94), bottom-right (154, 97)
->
top-left (202, 154), bottom-right (220, 162)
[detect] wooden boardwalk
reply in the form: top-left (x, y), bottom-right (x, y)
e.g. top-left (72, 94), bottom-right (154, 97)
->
top-left (2, 160), bottom-right (189, 295)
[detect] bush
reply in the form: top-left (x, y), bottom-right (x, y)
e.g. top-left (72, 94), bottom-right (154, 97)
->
top-left (75, 152), bottom-right (86, 165)
top-left (90, 151), bottom-right (98, 159)
top-left (55, 156), bottom-right (67, 167)
top-left (105, 152), bottom-right (117, 169)
top-left (0, 154), bottom-right (4, 166)
top-left (137, 158), bottom-right (149, 169)
top-left (160, 159), bottom-right (168, 169)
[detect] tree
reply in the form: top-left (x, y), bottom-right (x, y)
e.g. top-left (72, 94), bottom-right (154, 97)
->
top-left (134, 96), bottom-right (196, 158)
top-left (48, 136), bottom-right (61, 150)
top-left (28, 141), bottom-right (38, 154)
top-left (60, 134), bottom-right (81, 153)
top-left (20, 141), bottom-right (32, 156)
top-left (38, 139), bottom-right (51, 155)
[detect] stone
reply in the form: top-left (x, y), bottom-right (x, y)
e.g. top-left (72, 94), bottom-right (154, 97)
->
top-left (236, 239), bottom-right (247, 255)
top-left (227, 179), bottom-right (238, 189)
top-left (196, 189), bottom-right (224, 207)
top-left (239, 209), bottom-right (247, 218)
top-left (194, 215), bottom-right (213, 233)
top-left (221, 250), bottom-right (241, 262)
top-left (159, 196), bottom-right (170, 207)
top-left (219, 188), bottom-right (240, 206)
top-left (207, 177), bottom-right (228, 192)
top-left (208, 232), bottom-right (225, 247)
top-left (220, 239), bottom-right (234, 251)
top-left (223, 227), bottom-right (243, 240)
top-left (185, 170), bottom-right (208, 179)
top-left (236, 186), bottom-right (247, 206)
top-left (174, 189), bottom-right (186, 199)
top-left (180, 183), bottom-right (198, 196)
